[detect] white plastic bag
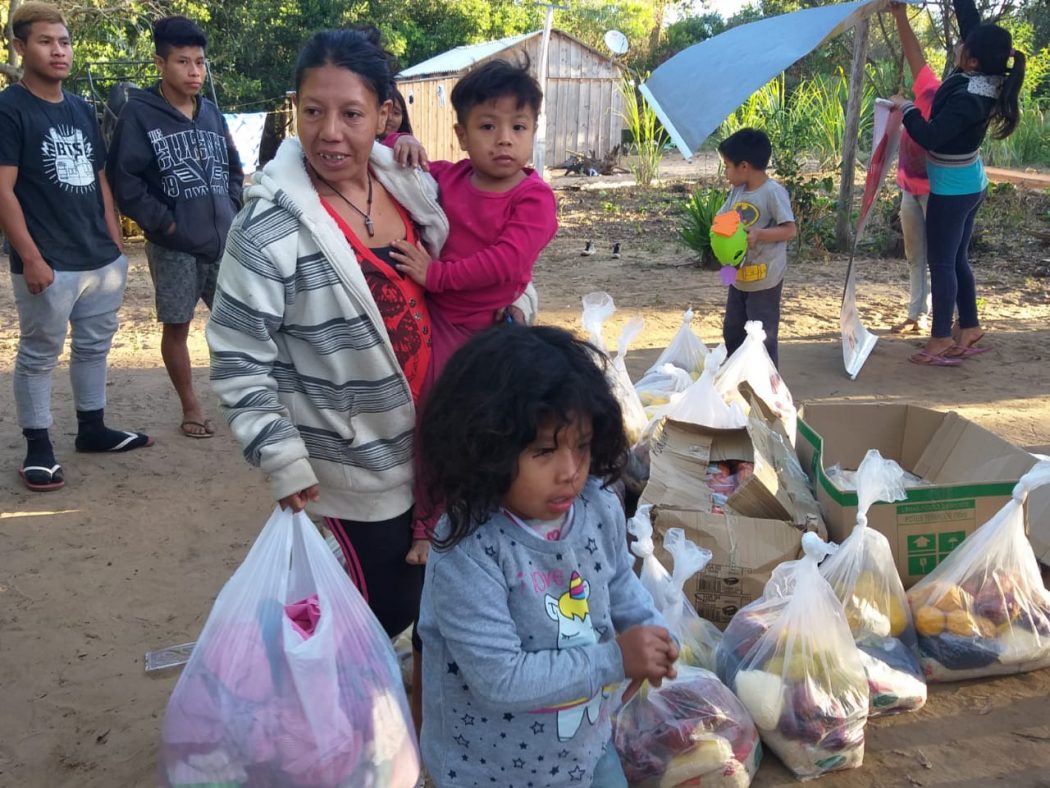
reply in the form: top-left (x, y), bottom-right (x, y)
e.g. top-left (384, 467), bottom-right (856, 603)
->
top-left (715, 534), bottom-right (869, 781)
top-left (160, 507), bottom-right (420, 787)
top-left (615, 506), bottom-right (759, 787)
top-left (819, 450), bottom-right (926, 715)
top-left (665, 343), bottom-right (747, 430)
top-left (645, 308), bottom-right (708, 376)
top-left (581, 292), bottom-right (648, 444)
top-left (628, 505), bottom-right (723, 671)
top-left (907, 460), bottom-right (1050, 682)
top-left (715, 321), bottom-right (797, 444)
top-left (635, 362), bottom-right (694, 417)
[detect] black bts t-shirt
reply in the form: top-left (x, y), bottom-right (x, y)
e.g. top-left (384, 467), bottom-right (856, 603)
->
top-left (0, 85), bottom-right (120, 274)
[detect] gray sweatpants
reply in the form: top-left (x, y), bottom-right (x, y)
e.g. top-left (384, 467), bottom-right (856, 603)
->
top-left (900, 191), bottom-right (931, 322)
top-left (11, 255), bottom-right (128, 429)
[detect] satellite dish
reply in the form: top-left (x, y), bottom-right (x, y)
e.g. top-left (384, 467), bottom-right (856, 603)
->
top-left (604, 30), bottom-right (629, 56)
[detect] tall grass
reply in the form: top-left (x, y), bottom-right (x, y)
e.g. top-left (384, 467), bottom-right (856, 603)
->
top-left (619, 74), bottom-right (668, 187)
top-left (984, 101), bottom-right (1050, 168)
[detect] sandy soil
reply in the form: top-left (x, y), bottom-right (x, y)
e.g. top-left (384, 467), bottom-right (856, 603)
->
top-left (2, 173), bottom-right (1050, 787)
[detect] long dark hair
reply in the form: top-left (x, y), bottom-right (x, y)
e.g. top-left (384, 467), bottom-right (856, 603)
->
top-left (965, 24), bottom-right (1026, 139)
top-left (293, 29), bottom-right (391, 104)
top-left (419, 325), bottom-right (628, 550)
top-left (390, 85), bottom-right (412, 134)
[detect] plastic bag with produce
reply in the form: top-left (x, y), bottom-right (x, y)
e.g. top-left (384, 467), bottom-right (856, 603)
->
top-left (818, 450), bottom-right (926, 715)
top-left (581, 292), bottom-right (648, 445)
top-left (644, 307), bottom-right (708, 376)
top-left (628, 504), bottom-right (724, 671)
top-left (664, 343), bottom-right (747, 430)
top-left (907, 460), bottom-right (1050, 682)
top-left (615, 506), bottom-right (759, 787)
top-left (715, 533), bottom-right (869, 780)
top-left (714, 321), bottom-right (797, 444)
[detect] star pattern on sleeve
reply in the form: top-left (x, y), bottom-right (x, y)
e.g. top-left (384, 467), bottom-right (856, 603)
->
top-left (530, 721), bottom-right (544, 735)
top-left (584, 538), bottom-right (598, 554)
top-left (569, 764), bottom-right (586, 781)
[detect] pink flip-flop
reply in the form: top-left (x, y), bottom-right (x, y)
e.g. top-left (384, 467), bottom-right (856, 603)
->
top-left (945, 344), bottom-right (990, 358)
top-left (910, 350), bottom-right (962, 367)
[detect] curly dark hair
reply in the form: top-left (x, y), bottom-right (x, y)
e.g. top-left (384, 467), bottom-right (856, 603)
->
top-left (419, 324), bottom-right (628, 550)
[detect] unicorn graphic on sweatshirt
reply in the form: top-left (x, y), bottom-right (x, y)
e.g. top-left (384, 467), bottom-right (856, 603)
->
top-left (541, 571), bottom-right (608, 741)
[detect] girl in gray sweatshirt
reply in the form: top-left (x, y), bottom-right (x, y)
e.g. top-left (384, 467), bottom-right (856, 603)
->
top-left (416, 325), bottom-right (678, 787)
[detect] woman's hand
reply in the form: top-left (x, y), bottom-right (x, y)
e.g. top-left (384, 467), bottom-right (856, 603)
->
top-left (405, 539), bottom-right (430, 565)
top-left (392, 135), bottom-right (430, 171)
top-left (888, 1), bottom-right (908, 18)
top-left (889, 94), bottom-right (910, 110)
top-left (390, 239), bottom-right (434, 286)
top-left (279, 485), bottom-right (320, 512)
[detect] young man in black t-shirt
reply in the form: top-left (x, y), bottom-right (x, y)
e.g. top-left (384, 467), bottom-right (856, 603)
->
top-left (0, 1), bottom-right (153, 492)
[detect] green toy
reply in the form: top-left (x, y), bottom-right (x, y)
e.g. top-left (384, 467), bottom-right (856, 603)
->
top-left (710, 211), bottom-right (748, 267)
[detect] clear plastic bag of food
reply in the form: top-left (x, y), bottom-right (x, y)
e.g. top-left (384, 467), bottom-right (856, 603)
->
top-left (907, 460), bottom-right (1050, 682)
top-left (613, 665), bottom-right (761, 788)
top-left (580, 292), bottom-right (648, 445)
top-left (664, 343), bottom-right (747, 430)
top-left (615, 506), bottom-right (758, 786)
top-left (628, 504), bottom-right (723, 671)
top-left (818, 450), bottom-right (926, 715)
top-left (714, 321), bottom-right (797, 444)
top-left (715, 534), bottom-right (869, 780)
top-left (644, 307), bottom-right (709, 377)
top-left (160, 507), bottom-right (420, 787)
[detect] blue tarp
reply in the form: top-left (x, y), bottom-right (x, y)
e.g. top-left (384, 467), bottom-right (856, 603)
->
top-left (640, 0), bottom-right (895, 158)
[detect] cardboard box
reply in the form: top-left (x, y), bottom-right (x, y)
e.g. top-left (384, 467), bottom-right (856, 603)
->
top-left (796, 403), bottom-right (1040, 587)
top-left (640, 406), bottom-right (826, 626)
top-left (650, 507), bottom-right (804, 626)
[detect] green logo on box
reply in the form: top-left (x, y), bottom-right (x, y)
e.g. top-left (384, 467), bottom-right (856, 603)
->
top-left (938, 531), bottom-right (966, 555)
top-left (908, 553), bottom-right (938, 576)
top-left (907, 533), bottom-right (936, 554)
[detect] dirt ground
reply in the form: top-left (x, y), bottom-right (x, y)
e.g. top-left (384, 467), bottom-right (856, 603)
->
top-left (2, 169), bottom-right (1050, 787)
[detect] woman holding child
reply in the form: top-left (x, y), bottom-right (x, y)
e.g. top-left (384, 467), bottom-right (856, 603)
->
top-left (206, 29), bottom-right (445, 696)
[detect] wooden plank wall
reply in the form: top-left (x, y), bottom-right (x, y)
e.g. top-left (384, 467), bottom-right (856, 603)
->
top-left (398, 32), bottom-right (625, 170)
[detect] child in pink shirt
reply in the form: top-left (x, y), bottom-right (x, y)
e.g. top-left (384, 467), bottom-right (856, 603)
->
top-left (386, 59), bottom-right (558, 549)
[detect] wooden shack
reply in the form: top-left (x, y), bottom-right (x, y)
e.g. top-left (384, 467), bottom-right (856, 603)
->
top-left (396, 30), bottom-right (624, 168)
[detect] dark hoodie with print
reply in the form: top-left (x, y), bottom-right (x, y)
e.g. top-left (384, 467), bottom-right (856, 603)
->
top-left (106, 83), bottom-right (244, 260)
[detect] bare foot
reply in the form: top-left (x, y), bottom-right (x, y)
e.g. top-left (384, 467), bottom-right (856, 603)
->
top-left (921, 337), bottom-right (955, 357)
top-left (955, 327), bottom-right (985, 349)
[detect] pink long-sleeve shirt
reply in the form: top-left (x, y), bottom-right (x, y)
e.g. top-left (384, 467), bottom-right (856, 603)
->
top-left (425, 159), bottom-right (558, 329)
top-left (896, 65), bottom-right (941, 196)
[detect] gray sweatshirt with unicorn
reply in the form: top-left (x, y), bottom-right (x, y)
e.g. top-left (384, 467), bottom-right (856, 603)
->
top-left (417, 478), bottom-right (664, 787)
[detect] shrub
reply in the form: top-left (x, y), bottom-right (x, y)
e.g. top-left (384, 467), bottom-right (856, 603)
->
top-left (678, 187), bottom-right (725, 267)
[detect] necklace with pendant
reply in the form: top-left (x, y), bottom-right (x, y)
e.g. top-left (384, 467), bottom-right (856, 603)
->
top-left (313, 168), bottom-right (375, 237)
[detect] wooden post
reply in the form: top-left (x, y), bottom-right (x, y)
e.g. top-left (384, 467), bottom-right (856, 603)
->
top-left (532, 5), bottom-right (555, 180)
top-left (835, 17), bottom-right (870, 251)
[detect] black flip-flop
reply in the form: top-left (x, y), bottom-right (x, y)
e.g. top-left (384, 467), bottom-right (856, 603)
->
top-left (19, 464), bottom-right (65, 492)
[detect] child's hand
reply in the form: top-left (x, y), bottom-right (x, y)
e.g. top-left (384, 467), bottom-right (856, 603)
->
top-left (617, 625), bottom-right (678, 686)
top-left (889, 94), bottom-right (910, 110)
top-left (390, 239), bottom-right (434, 286)
top-left (405, 539), bottom-right (430, 565)
top-left (392, 135), bottom-right (430, 171)
top-left (747, 228), bottom-right (762, 249)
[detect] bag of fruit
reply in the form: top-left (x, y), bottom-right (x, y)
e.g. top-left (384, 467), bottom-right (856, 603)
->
top-left (907, 460), bottom-right (1050, 682)
top-left (614, 505), bottom-right (760, 787)
top-left (818, 450), bottom-right (926, 715)
top-left (715, 533), bottom-right (869, 781)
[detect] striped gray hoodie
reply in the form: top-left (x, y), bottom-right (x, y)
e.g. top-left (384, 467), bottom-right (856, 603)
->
top-left (207, 137), bottom-right (448, 520)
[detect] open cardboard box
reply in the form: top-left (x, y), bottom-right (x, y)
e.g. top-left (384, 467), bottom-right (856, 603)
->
top-left (641, 403), bottom-right (826, 625)
top-left (796, 403), bottom-right (1047, 587)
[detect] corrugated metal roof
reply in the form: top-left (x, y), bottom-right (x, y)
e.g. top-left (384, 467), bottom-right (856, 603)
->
top-left (398, 31), bottom-right (539, 79)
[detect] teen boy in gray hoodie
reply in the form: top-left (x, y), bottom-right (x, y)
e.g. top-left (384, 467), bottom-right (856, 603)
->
top-left (107, 15), bottom-right (243, 438)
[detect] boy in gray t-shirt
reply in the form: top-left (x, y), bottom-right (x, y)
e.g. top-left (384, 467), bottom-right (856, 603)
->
top-left (716, 128), bottom-right (797, 367)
